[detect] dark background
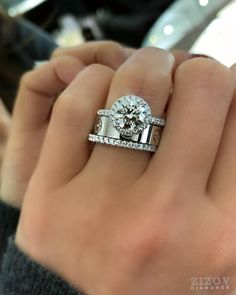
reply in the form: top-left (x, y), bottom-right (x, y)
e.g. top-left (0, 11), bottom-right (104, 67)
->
top-left (26, 0), bottom-right (174, 47)
top-left (0, 0), bottom-right (175, 110)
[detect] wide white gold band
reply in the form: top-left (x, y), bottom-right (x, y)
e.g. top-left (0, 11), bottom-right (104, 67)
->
top-left (88, 116), bottom-right (162, 152)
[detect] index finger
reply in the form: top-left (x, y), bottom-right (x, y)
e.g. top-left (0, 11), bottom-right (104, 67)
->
top-left (52, 41), bottom-right (128, 70)
top-left (14, 55), bottom-right (84, 130)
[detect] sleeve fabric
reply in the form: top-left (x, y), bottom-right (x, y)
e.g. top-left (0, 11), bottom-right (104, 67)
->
top-left (1, 18), bottom-right (57, 112)
top-left (0, 200), bottom-right (20, 264)
top-left (0, 201), bottom-right (83, 295)
top-left (0, 237), bottom-right (82, 295)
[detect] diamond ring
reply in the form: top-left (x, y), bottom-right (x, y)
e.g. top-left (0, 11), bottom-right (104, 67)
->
top-left (88, 95), bottom-right (165, 152)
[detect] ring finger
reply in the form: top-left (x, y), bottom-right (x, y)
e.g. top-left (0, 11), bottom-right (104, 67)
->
top-left (86, 48), bottom-right (175, 186)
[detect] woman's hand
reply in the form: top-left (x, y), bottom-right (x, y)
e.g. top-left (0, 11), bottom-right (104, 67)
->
top-left (16, 47), bottom-right (236, 295)
top-left (0, 41), bottom-right (191, 209)
top-left (0, 41), bottom-right (129, 208)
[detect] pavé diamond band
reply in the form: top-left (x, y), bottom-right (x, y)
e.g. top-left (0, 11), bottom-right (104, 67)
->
top-left (88, 95), bottom-right (165, 152)
top-left (97, 109), bottom-right (166, 128)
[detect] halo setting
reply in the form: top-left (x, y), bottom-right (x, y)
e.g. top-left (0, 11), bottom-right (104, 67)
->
top-left (110, 95), bottom-right (151, 137)
top-left (89, 95), bottom-right (165, 153)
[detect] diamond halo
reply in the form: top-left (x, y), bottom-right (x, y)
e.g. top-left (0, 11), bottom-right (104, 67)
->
top-left (88, 95), bottom-right (165, 153)
top-left (109, 95), bottom-right (151, 137)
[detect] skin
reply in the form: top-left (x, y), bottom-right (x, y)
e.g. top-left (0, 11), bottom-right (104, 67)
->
top-left (2, 42), bottom-right (235, 294)
top-left (0, 42), bottom-right (190, 209)
top-left (0, 41), bottom-right (129, 208)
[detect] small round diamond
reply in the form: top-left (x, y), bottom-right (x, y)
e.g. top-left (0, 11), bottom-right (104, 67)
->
top-left (148, 117), bottom-right (165, 127)
top-left (110, 95), bottom-right (151, 137)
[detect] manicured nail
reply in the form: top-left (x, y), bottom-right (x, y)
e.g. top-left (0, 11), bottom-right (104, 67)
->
top-left (190, 53), bottom-right (216, 60)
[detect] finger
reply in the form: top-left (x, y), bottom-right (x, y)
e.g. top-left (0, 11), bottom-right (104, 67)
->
top-left (87, 48), bottom-right (174, 186)
top-left (35, 65), bottom-right (114, 188)
top-left (52, 41), bottom-right (129, 70)
top-left (14, 56), bottom-right (84, 132)
top-left (171, 50), bottom-right (191, 69)
top-left (145, 58), bottom-right (234, 191)
top-left (207, 63), bottom-right (236, 207)
top-left (125, 48), bottom-right (136, 56)
top-left (0, 56), bottom-right (84, 206)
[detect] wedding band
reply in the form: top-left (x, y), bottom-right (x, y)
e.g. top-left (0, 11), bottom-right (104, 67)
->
top-left (88, 95), bottom-right (165, 152)
top-left (97, 110), bottom-right (165, 128)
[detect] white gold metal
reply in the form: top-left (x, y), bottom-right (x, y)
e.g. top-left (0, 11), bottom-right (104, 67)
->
top-left (98, 95), bottom-right (165, 132)
top-left (89, 116), bottom-right (162, 153)
top-left (89, 95), bottom-right (165, 153)
top-left (92, 116), bottom-right (161, 145)
top-left (98, 109), bottom-right (165, 127)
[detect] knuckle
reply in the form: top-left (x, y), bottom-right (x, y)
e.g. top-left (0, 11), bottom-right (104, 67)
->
top-left (82, 64), bottom-right (114, 82)
top-left (117, 47), bottom-right (174, 82)
top-left (113, 49), bottom-right (173, 110)
top-left (116, 63), bottom-right (169, 101)
top-left (133, 47), bottom-right (174, 63)
top-left (52, 55), bottom-right (78, 74)
top-left (177, 58), bottom-right (234, 96)
top-left (100, 40), bottom-right (123, 51)
top-left (48, 56), bottom-right (67, 75)
top-left (119, 234), bottom-right (156, 259)
top-left (51, 55), bottom-right (66, 67)
top-left (112, 217), bottom-right (164, 262)
top-left (20, 71), bottom-right (34, 87)
top-left (53, 93), bottom-right (89, 127)
top-left (52, 55), bottom-right (81, 69)
top-left (51, 47), bottom-right (64, 58)
top-left (116, 62), bottom-right (141, 82)
top-left (94, 41), bottom-right (126, 66)
top-left (19, 71), bottom-right (48, 101)
top-left (113, 64), bottom-right (151, 102)
top-left (85, 63), bottom-right (112, 75)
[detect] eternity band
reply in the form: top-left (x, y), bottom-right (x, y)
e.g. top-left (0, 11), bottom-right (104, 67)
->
top-left (97, 109), bottom-right (165, 127)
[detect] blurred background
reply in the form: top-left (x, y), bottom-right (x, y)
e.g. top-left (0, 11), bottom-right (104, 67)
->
top-left (0, 0), bottom-right (236, 110)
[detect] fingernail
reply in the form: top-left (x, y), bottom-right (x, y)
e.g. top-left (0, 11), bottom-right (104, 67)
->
top-left (190, 53), bottom-right (216, 60)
